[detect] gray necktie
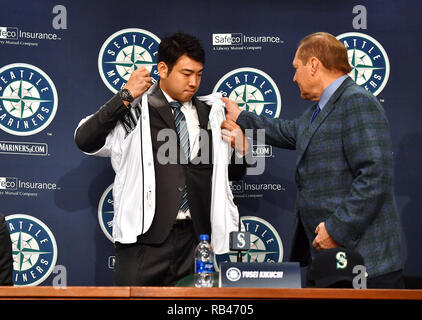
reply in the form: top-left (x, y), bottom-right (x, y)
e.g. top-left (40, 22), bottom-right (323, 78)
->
top-left (170, 101), bottom-right (190, 212)
top-left (170, 101), bottom-right (190, 160)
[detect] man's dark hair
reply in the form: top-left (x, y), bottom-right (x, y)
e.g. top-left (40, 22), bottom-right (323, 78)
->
top-left (157, 32), bottom-right (205, 73)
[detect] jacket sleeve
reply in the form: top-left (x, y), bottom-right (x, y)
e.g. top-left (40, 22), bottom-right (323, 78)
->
top-left (324, 92), bottom-right (394, 248)
top-left (228, 151), bottom-right (247, 181)
top-left (236, 110), bottom-right (297, 150)
top-left (74, 94), bottom-right (129, 154)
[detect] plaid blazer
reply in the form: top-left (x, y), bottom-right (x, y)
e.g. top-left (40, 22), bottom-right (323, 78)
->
top-left (237, 77), bottom-right (403, 278)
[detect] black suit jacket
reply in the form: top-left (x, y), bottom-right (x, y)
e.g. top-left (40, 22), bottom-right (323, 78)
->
top-left (0, 214), bottom-right (13, 285)
top-left (75, 84), bottom-right (245, 244)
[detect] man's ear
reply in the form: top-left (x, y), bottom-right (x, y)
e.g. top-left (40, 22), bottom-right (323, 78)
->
top-left (308, 57), bottom-right (320, 75)
top-left (157, 61), bottom-right (168, 79)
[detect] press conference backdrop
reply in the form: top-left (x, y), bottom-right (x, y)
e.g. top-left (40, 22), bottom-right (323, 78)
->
top-left (0, 0), bottom-right (420, 286)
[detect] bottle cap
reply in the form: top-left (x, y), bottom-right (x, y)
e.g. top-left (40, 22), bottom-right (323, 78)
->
top-left (200, 234), bottom-right (209, 241)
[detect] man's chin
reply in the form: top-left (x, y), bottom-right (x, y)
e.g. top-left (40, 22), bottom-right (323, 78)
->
top-left (300, 93), bottom-right (317, 101)
top-left (181, 92), bottom-right (196, 102)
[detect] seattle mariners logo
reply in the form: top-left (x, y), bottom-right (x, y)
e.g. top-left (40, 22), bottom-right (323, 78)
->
top-left (226, 267), bottom-right (242, 282)
top-left (213, 67), bottom-right (282, 118)
top-left (98, 28), bottom-right (161, 93)
top-left (337, 32), bottom-right (390, 96)
top-left (6, 214), bottom-right (58, 286)
top-left (0, 63), bottom-right (58, 136)
top-left (215, 216), bottom-right (283, 271)
top-left (98, 184), bottom-right (114, 242)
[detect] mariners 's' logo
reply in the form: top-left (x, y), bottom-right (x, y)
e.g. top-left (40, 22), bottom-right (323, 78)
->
top-left (215, 216), bottom-right (283, 271)
top-left (337, 32), bottom-right (390, 96)
top-left (6, 214), bottom-right (58, 286)
top-left (213, 67), bottom-right (282, 118)
top-left (98, 28), bottom-right (161, 93)
top-left (0, 63), bottom-right (58, 136)
top-left (98, 184), bottom-right (114, 242)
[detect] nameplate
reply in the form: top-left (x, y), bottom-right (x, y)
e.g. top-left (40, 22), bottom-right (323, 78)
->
top-left (219, 262), bottom-right (301, 288)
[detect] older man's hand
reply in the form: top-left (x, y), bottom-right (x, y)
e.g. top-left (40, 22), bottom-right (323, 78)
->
top-left (312, 222), bottom-right (340, 251)
top-left (222, 97), bottom-right (242, 122)
top-left (221, 119), bottom-right (249, 155)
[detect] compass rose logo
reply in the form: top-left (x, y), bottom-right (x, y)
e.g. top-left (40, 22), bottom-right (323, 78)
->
top-left (0, 63), bottom-right (58, 136)
top-left (6, 214), bottom-right (58, 286)
top-left (214, 216), bottom-right (283, 271)
top-left (337, 32), bottom-right (390, 96)
top-left (98, 28), bottom-right (161, 93)
top-left (98, 184), bottom-right (114, 242)
top-left (213, 67), bottom-right (282, 118)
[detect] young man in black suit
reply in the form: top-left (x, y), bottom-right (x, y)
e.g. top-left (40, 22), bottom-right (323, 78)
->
top-left (75, 32), bottom-right (247, 286)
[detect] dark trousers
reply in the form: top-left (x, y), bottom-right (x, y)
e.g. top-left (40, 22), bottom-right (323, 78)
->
top-left (114, 220), bottom-right (197, 286)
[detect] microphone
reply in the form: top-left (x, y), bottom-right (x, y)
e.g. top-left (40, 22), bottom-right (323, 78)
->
top-left (229, 217), bottom-right (250, 262)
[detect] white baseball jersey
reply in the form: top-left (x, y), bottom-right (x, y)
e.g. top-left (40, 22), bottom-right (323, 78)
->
top-left (76, 90), bottom-right (240, 253)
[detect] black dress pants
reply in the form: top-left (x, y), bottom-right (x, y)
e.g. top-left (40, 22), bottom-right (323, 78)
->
top-left (114, 220), bottom-right (197, 286)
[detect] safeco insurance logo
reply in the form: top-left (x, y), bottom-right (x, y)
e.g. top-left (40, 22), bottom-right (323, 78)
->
top-left (212, 33), bottom-right (244, 45)
top-left (212, 33), bottom-right (283, 52)
top-left (0, 27), bottom-right (18, 40)
top-left (98, 28), bottom-right (161, 93)
top-left (0, 63), bottom-right (58, 136)
top-left (6, 214), bottom-right (58, 286)
top-left (0, 177), bottom-right (18, 190)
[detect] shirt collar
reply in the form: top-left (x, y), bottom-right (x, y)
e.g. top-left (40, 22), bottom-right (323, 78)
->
top-left (160, 88), bottom-right (193, 109)
top-left (318, 74), bottom-right (348, 110)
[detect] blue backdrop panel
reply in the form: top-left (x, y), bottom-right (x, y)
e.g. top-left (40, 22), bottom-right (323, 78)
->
top-left (0, 0), bottom-right (420, 285)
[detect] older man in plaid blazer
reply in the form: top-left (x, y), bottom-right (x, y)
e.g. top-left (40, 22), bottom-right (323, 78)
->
top-left (221, 32), bottom-right (404, 288)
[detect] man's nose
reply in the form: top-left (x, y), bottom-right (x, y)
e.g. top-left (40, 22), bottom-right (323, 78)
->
top-left (189, 75), bottom-right (198, 87)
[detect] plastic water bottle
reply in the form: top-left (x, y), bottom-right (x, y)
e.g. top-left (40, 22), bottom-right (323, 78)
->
top-left (194, 234), bottom-right (214, 287)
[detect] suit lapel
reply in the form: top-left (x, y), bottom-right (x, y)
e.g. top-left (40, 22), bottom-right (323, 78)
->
top-left (193, 96), bottom-right (210, 130)
top-left (295, 77), bottom-right (355, 168)
top-left (147, 83), bottom-right (177, 131)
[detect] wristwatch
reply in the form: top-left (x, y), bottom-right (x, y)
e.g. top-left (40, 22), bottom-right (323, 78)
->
top-left (118, 88), bottom-right (134, 103)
